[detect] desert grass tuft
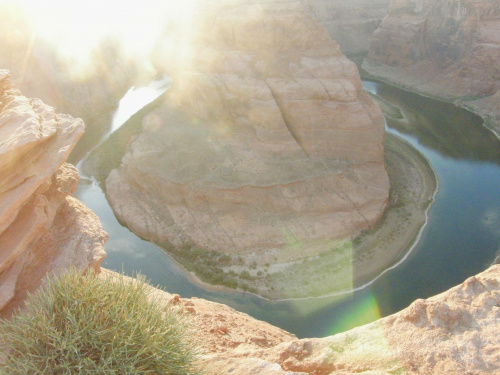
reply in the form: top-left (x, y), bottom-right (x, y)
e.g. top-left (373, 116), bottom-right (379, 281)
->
top-left (0, 269), bottom-right (202, 374)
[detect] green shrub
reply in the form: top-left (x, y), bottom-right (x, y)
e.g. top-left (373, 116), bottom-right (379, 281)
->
top-left (0, 269), bottom-right (202, 375)
top-left (239, 271), bottom-right (253, 281)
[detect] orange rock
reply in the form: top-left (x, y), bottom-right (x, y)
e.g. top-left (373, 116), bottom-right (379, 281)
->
top-left (101, 264), bottom-right (500, 374)
top-left (199, 265), bottom-right (500, 374)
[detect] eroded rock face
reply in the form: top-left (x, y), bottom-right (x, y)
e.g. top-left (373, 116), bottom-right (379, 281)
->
top-left (0, 71), bottom-right (108, 315)
top-left (363, 0), bottom-right (500, 134)
top-left (156, 264), bottom-right (499, 375)
top-left (301, 0), bottom-right (391, 55)
top-left (105, 0), bottom-right (389, 296)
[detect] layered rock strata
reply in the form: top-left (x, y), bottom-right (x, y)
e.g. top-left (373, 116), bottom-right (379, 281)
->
top-left (0, 71), bottom-right (107, 315)
top-left (105, 0), bottom-right (389, 296)
top-left (301, 0), bottom-right (391, 55)
top-left (363, 0), bottom-right (500, 135)
top-left (106, 264), bottom-right (500, 374)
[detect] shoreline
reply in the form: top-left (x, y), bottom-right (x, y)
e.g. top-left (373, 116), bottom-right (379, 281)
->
top-left (155, 133), bottom-right (438, 301)
top-left (361, 59), bottom-right (500, 141)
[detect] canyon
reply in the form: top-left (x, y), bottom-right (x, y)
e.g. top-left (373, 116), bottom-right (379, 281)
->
top-left (0, 66), bottom-right (497, 372)
top-left (0, 0), bottom-right (499, 373)
top-left (363, 0), bottom-right (500, 136)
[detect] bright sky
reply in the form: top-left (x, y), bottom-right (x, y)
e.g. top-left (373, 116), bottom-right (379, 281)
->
top-left (0, 0), bottom-right (195, 65)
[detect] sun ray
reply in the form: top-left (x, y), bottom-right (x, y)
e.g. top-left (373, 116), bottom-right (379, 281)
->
top-left (1, 0), bottom-right (197, 76)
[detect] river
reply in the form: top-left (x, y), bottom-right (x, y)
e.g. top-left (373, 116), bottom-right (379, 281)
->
top-left (74, 79), bottom-right (500, 339)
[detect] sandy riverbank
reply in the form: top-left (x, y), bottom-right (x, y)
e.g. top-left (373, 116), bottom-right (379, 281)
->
top-left (160, 132), bottom-right (438, 300)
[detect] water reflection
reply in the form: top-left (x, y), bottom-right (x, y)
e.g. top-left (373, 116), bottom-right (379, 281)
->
top-left (110, 77), bottom-right (171, 134)
top-left (364, 80), bottom-right (500, 163)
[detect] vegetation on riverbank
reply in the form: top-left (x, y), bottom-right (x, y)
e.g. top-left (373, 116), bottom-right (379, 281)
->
top-left (162, 243), bottom-right (259, 294)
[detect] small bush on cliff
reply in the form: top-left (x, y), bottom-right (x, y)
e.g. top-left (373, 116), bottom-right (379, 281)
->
top-left (0, 269), bottom-right (202, 375)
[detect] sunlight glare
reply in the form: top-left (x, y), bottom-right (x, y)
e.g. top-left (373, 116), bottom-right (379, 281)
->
top-left (1, 0), bottom-right (196, 73)
top-left (111, 76), bottom-right (171, 132)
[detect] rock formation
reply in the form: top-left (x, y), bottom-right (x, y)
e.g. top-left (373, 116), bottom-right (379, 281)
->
top-left (363, 0), bottom-right (500, 135)
top-left (103, 0), bottom-right (389, 297)
top-left (0, 70), bottom-right (108, 315)
top-left (301, 0), bottom-right (391, 55)
top-left (110, 264), bottom-right (499, 374)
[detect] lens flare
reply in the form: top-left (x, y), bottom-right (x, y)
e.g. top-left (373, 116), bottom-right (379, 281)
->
top-left (328, 293), bottom-right (382, 335)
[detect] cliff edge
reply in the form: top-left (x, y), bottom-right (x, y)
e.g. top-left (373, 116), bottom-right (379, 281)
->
top-left (0, 70), bottom-right (108, 316)
top-left (112, 264), bottom-right (499, 374)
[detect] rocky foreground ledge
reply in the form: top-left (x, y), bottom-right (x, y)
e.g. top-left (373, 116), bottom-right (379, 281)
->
top-left (102, 264), bottom-right (500, 375)
top-left (0, 70), bottom-right (108, 316)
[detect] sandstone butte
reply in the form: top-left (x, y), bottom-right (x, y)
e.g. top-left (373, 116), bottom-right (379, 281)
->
top-left (0, 70), bottom-right (108, 316)
top-left (363, 0), bottom-right (500, 136)
top-left (104, 0), bottom-right (390, 295)
top-left (100, 263), bottom-right (500, 375)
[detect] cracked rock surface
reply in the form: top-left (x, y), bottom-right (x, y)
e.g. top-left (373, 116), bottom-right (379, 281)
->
top-left (0, 70), bottom-right (108, 315)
